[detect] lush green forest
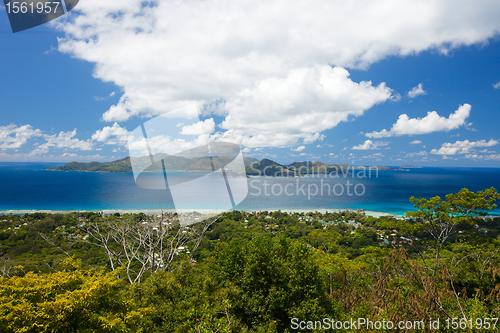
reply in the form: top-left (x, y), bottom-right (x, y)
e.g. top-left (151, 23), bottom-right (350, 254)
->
top-left (1, 188), bottom-right (500, 332)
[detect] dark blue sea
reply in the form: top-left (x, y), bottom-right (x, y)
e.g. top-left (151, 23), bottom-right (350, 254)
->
top-left (1, 162), bottom-right (500, 216)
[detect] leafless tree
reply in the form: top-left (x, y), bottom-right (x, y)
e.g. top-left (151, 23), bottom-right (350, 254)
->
top-left (82, 212), bottom-right (220, 284)
top-left (39, 233), bottom-right (71, 257)
top-left (0, 257), bottom-right (12, 277)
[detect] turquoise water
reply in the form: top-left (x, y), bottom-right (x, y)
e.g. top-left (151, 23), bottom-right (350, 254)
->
top-left (0, 163), bottom-right (499, 215)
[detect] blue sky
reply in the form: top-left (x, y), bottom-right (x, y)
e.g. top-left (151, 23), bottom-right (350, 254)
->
top-left (1, 1), bottom-right (500, 167)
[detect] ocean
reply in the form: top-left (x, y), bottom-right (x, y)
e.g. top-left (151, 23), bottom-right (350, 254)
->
top-left (1, 162), bottom-right (500, 216)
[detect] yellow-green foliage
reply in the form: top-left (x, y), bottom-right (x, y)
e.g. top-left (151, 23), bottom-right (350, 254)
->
top-left (0, 257), bottom-right (146, 333)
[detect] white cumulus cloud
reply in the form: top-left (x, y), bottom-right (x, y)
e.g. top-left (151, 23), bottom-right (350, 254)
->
top-left (493, 81), bottom-right (500, 89)
top-left (127, 133), bottom-right (208, 157)
top-left (405, 151), bottom-right (428, 158)
top-left (291, 146), bottom-right (306, 152)
top-left (215, 65), bottom-right (393, 147)
top-left (408, 83), bottom-right (427, 98)
top-left (180, 119), bottom-right (216, 136)
top-left (352, 140), bottom-right (389, 150)
top-left (465, 153), bottom-right (500, 160)
top-left (62, 153), bottom-right (78, 157)
top-left (53, 0), bottom-right (500, 148)
top-left (33, 130), bottom-right (93, 154)
top-left (0, 124), bottom-right (43, 149)
top-left (366, 104), bottom-right (471, 138)
top-left (410, 140), bottom-right (422, 144)
top-left (92, 122), bottom-right (130, 145)
top-left (361, 152), bottom-right (384, 159)
top-left (430, 139), bottom-right (498, 155)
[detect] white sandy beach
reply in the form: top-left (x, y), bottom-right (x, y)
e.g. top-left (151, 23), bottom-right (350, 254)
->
top-left (0, 208), bottom-right (398, 218)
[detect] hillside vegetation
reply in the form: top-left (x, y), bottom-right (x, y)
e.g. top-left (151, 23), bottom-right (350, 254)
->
top-left (1, 188), bottom-right (499, 332)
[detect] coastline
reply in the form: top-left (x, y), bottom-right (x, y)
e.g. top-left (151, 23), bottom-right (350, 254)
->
top-left (0, 208), bottom-right (405, 218)
top-left (3, 208), bottom-right (498, 218)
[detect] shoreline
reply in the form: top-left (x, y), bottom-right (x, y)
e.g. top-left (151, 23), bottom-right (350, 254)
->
top-left (0, 208), bottom-right (417, 218)
top-left (2, 208), bottom-right (499, 218)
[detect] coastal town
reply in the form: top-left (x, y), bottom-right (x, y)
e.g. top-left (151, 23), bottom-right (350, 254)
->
top-left (2, 208), bottom-right (498, 273)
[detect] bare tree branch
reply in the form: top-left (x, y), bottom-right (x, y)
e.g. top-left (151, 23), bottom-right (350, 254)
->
top-left (39, 233), bottom-right (71, 257)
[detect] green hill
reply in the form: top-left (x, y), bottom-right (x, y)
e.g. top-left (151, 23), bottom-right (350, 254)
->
top-left (50, 156), bottom-right (259, 173)
top-left (51, 156), bottom-right (405, 176)
top-left (51, 157), bottom-right (132, 172)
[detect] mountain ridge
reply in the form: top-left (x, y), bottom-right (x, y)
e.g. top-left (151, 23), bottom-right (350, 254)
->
top-left (50, 156), bottom-right (410, 175)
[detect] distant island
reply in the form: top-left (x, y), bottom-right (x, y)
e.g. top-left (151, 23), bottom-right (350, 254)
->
top-left (401, 165), bottom-right (423, 168)
top-left (374, 166), bottom-right (409, 171)
top-left (50, 158), bottom-right (133, 173)
top-left (50, 156), bottom-right (416, 177)
top-left (49, 156), bottom-right (257, 173)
